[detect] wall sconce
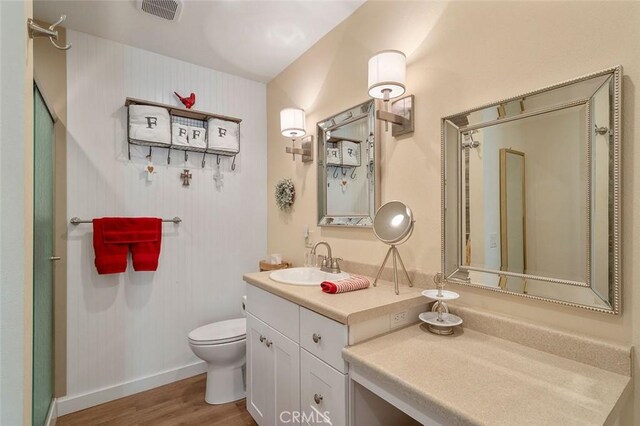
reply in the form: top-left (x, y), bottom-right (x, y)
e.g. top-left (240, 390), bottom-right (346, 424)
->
top-left (280, 107), bottom-right (313, 163)
top-left (368, 50), bottom-right (414, 136)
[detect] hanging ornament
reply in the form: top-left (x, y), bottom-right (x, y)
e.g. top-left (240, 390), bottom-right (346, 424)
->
top-left (341, 177), bottom-right (348, 192)
top-left (213, 162), bottom-right (224, 189)
top-left (145, 157), bottom-right (156, 182)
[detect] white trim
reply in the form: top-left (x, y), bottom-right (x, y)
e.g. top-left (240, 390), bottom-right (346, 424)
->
top-left (57, 361), bottom-right (206, 416)
top-left (45, 398), bottom-right (57, 426)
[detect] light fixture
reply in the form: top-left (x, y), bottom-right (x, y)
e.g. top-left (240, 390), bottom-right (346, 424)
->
top-left (280, 108), bottom-right (313, 163)
top-left (367, 50), bottom-right (414, 136)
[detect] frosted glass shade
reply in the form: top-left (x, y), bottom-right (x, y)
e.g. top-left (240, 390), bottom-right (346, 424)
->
top-left (368, 50), bottom-right (406, 100)
top-left (280, 108), bottom-right (306, 138)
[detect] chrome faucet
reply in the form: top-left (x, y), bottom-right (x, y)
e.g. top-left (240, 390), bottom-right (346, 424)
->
top-left (311, 241), bottom-right (342, 274)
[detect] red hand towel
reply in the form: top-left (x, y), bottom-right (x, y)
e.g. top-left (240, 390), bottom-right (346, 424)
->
top-left (321, 275), bottom-right (370, 294)
top-left (129, 219), bottom-right (162, 271)
top-left (92, 218), bottom-right (128, 275)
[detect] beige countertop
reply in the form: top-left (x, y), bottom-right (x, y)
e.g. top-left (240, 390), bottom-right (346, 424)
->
top-left (242, 271), bottom-right (427, 325)
top-left (343, 323), bottom-right (631, 426)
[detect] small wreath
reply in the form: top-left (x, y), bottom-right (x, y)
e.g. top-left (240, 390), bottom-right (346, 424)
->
top-left (275, 178), bottom-right (295, 211)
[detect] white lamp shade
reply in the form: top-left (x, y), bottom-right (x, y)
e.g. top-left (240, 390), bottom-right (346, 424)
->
top-left (280, 108), bottom-right (306, 138)
top-left (368, 50), bottom-right (406, 100)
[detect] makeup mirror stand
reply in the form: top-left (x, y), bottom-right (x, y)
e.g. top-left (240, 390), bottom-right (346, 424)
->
top-left (373, 245), bottom-right (413, 295)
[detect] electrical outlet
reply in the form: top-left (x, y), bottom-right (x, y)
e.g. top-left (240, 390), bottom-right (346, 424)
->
top-left (304, 230), bottom-right (315, 248)
top-left (390, 310), bottom-right (408, 328)
top-left (489, 232), bottom-right (498, 249)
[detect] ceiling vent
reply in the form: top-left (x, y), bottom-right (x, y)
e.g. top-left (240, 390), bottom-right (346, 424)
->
top-left (136, 0), bottom-right (183, 22)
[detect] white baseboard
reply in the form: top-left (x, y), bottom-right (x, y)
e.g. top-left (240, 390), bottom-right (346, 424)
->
top-left (57, 361), bottom-right (206, 416)
top-left (45, 398), bottom-right (57, 426)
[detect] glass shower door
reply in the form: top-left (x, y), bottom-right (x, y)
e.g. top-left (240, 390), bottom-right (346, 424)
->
top-left (33, 85), bottom-right (55, 426)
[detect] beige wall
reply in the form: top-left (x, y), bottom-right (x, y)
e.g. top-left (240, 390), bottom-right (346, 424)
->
top-left (33, 23), bottom-right (67, 398)
top-left (267, 1), bottom-right (639, 421)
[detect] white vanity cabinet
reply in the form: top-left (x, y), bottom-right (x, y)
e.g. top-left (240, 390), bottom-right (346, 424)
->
top-left (246, 285), bottom-right (349, 426)
top-left (246, 313), bottom-right (300, 425)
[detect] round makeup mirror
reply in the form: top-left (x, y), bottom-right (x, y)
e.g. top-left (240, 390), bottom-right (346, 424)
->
top-left (372, 201), bottom-right (415, 295)
top-left (373, 201), bottom-right (414, 244)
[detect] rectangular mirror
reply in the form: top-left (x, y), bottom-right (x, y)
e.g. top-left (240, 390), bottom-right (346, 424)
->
top-left (317, 100), bottom-right (380, 227)
top-left (442, 67), bottom-right (621, 313)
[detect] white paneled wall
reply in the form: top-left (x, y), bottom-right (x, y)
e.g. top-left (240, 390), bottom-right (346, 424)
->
top-left (62, 30), bottom-right (266, 412)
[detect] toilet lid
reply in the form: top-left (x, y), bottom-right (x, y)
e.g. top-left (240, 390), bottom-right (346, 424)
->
top-left (188, 318), bottom-right (246, 345)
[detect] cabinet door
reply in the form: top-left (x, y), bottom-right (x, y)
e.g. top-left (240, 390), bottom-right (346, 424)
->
top-left (247, 313), bottom-right (274, 425)
top-left (270, 325), bottom-right (301, 426)
top-left (300, 349), bottom-right (347, 426)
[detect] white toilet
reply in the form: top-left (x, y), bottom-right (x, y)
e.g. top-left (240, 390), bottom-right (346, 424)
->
top-left (188, 318), bottom-right (246, 404)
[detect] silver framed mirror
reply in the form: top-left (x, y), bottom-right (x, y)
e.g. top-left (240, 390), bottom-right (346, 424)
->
top-left (317, 100), bottom-right (380, 227)
top-left (441, 66), bottom-right (622, 314)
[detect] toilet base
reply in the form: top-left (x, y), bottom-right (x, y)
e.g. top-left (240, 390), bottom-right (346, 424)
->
top-left (205, 363), bottom-right (246, 405)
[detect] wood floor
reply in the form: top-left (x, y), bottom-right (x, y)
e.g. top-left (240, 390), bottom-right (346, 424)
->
top-left (57, 374), bottom-right (257, 426)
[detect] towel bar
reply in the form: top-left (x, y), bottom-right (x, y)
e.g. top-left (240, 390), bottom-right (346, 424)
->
top-left (70, 216), bottom-right (182, 225)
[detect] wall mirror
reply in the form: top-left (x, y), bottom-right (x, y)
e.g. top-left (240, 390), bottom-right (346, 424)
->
top-left (442, 67), bottom-right (621, 313)
top-left (318, 100), bottom-right (380, 227)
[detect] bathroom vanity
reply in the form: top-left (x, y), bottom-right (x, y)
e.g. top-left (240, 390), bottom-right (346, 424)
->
top-left (243, 271), bottom-right (429, 426)
top-left (243, 271), bottom-right (632, 426)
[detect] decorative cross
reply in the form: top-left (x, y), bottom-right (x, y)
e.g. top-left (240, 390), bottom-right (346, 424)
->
top-left (213, 164), bottom-right (224, 189)
top-left (180, 169), bottom-right (192, 186)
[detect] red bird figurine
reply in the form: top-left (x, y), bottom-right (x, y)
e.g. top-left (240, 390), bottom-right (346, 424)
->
top-left (174, 91), bottom-right (196, 109)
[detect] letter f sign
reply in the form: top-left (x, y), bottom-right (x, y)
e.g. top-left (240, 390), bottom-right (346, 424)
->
top-left (145, 116), bottom-right (158, 129)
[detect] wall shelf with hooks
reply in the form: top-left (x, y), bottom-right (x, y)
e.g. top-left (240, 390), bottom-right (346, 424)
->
top-left (125, 97), bottom-right (241, 168)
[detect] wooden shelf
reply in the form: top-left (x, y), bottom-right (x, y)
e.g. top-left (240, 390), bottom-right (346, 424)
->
top-left (125, 97), bottom-right (241, 124)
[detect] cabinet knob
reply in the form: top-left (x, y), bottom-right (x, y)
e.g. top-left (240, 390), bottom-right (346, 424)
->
top-left (312, 333), bottom-right (322, 343)
top-left (314, 393), bottom-right (323, 405)
top-left (259, 335), bottom-right (266, 343)
top-left (49, 256), bottom-right (61, 261)
top-left (265, 339), bottom-right (272, 348)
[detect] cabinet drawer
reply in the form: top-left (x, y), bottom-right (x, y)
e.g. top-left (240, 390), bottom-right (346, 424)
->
top-left (247, 285), bottom-right (299, 343)
top-left (300, 349), bottom-right (347, 426)
top-left (300, 307), bottom-right (348, 373)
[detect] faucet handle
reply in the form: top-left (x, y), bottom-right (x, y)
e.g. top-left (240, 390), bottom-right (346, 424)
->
top-left (319, 255), bottom-right (328, 268)
top-left (331, 257), bottom-right (343, 273)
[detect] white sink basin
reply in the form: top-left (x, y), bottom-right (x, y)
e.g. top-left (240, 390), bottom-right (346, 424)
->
top-left (269, 267), bottom-right (350, 286)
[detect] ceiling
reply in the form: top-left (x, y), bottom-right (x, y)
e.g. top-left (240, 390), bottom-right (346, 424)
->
top-left (34, 0), bottom-right (365, 82)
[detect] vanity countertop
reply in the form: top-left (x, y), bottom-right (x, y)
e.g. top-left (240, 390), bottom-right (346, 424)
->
top-left (242, 271), bottom-right (427, 325)
top-left (343, 323), bottom-right (631, 426)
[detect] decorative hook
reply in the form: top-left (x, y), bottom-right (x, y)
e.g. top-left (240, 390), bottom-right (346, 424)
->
top-left (27, 15), bottom-right (72, 51)
top-left (341, 168), bottom-right (347, 176)
top-left (350, 168), bottom-right (357, 179)
top-left (231, 155), bottom-right (237, 171)
top-left (216, 155), bottom-right (221, 165)
top-left (333, 167), bottom-right (339, 179)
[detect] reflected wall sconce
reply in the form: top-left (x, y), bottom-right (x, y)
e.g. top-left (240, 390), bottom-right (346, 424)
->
top-left (368, 50), bottom-right (414, 137)
top-left (281, 107), bottom-right (313, 163)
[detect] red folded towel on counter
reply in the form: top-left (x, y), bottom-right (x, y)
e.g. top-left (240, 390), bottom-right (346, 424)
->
top-left (321, 275), bottom-right (370, 294)
top-left (93, 217), bottom-right (163, 275)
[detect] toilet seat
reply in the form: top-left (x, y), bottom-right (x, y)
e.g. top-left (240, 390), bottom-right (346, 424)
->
top-left (188, 318), bottom-right (246, 346)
